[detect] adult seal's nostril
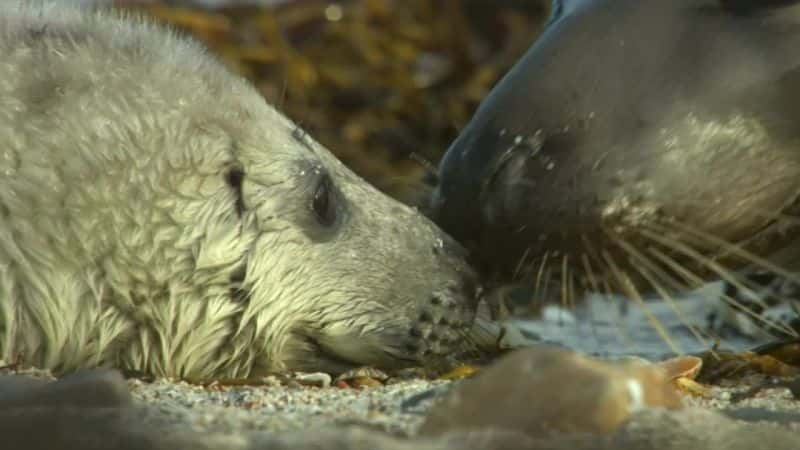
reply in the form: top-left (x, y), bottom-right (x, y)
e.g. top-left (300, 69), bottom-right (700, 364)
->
top-left (431, 0), bottom-right (800, 293)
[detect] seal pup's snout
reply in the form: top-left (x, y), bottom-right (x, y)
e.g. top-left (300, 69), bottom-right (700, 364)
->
top-left (260, 157), bottom-right (483, 375)
top-left (407, 281), bottom-right (480, 358)
top-left (392, 217), bottom-right (482, 369)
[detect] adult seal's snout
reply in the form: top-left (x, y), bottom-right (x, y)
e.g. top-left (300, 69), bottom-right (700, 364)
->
top-left (432, 0), bottom-right (800, 291)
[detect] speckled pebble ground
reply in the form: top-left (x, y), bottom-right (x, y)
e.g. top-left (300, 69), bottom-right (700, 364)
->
top-left (127, 376), bottom-right (453, 436)
top-left (118, 370), bottom-right (800, 439)
top-left (686, 382), bottom-right (800, 431)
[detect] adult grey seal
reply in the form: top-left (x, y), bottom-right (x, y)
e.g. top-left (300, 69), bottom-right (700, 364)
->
top-left (0, 1), bottom-right (479, 380)
top-left (430, 0), bottom-right (800, 303)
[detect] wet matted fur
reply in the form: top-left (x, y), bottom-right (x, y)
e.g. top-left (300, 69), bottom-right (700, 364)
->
top-left (0, 1), bottom-right (478, 380)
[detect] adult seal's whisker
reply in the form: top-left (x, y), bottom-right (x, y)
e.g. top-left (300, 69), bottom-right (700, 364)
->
top-left (429, 0), bottom-right (800, 330)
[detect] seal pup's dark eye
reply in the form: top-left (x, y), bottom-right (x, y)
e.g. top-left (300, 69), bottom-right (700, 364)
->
top-left (312, 174), bottom-right (337, 227)
top-left (225, 166), bottom-right (245, 218)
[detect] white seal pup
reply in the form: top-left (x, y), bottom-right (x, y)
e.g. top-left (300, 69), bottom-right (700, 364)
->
top-left (0, 1), bottom-right (478, 380)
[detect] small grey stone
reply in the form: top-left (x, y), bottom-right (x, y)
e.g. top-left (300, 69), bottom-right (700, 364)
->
top-left (419, 346), bottom-right (681, 438)
top-left (0, 405), bottom-right (252, 450)
top-left (0, 369), bottom-right (131, 409)
top-left (400, 384), bottom-right (452, 413)
top-left (0, 374), bottom-right (50, 399)
top-left (720, 407), bottom-right (800, 425)
top-left (246, 426), bottom-right (537, 450)
top-left (4, 402), bottom-right (800, 450)
top-left (604, 407), bottom-right (800, 450)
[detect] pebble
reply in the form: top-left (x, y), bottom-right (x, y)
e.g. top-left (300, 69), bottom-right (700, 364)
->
top-left (0, 369), bottom-right (130, 409)
top-left (2, 362), bottom-right (800, 449)
top-left (128, 374), bottom-right (451, 436)
top-left (418, 345), bottom-right (683, 438)
top-left (294, 372), bottom-right (332, 388)
top-left (335, 367), bottom-right (390, 383)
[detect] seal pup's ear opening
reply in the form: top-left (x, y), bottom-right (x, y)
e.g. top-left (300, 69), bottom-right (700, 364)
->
top-left (224, 164), bottom-right (246, 218)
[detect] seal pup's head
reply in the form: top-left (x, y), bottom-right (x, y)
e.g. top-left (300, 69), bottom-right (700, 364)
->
top-left (0, 1), bottom-right (478, 379)
top-left (431, 0), bottom-right (800, 303)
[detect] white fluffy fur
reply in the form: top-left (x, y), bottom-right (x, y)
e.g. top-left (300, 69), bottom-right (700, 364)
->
top-left (0, 1), bottom-right (474, 380)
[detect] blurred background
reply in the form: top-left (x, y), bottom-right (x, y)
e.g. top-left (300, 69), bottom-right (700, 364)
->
top-left (105, 0), bottom-right (550, 205)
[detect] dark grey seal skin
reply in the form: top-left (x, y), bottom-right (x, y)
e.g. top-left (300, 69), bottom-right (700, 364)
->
top-left (430, 0), bottom-right (800, 297)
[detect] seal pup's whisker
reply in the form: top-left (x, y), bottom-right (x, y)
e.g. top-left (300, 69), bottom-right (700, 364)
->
top-left (454, 326), bottom-right (483, 358)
